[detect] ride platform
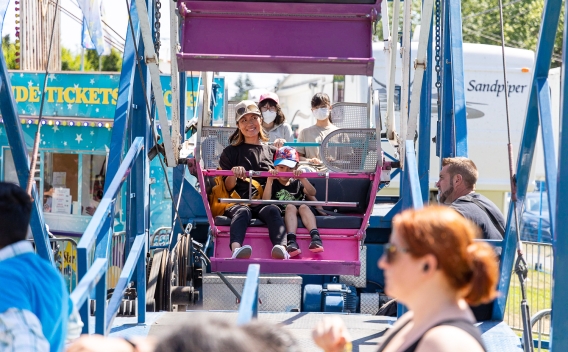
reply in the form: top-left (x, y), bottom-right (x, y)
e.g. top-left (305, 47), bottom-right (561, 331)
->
top-left (104, 311), bottom-right (523, 352)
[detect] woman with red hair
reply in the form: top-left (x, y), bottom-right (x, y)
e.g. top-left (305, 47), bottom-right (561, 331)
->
top-left (313, 206), bottom-right (499, 352)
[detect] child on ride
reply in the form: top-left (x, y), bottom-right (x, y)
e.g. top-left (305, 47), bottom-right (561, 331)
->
top-left (263, 146), bottom-right (324, 257)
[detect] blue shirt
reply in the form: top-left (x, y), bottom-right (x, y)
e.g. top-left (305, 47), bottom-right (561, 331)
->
top-left (0, 241), bottom-right (70, 352)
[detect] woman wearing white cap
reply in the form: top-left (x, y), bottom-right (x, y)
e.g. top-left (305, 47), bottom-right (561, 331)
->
top-left (219, 100), bottom-right (289, 260)
top-left (258, 92), bottom-right (293, 149)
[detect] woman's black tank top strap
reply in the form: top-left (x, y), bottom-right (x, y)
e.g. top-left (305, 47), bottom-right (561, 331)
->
top-left (376, 319), bottom-right (486, 352)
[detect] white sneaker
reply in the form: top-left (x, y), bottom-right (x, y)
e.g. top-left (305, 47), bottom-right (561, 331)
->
top-left (231, 245), bottom-right (252, 259)
top-left (271, 245), bottom-right (290, 260)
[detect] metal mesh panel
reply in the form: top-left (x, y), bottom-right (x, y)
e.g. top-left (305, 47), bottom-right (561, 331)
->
top-left (201, 127), bottom-right (235, 169)
top-left (340, 246), bottom-right (367, 287)
top-left (321, 129), bottom-right (378, 172)
top-left (331, 103), bottom-right (369, 129)
top-left (226, 101), bottom-right (239, 127)
top-left (360, 293), bottom-right (380, 315)
top-left (203, 274), bottom-right (302, 311)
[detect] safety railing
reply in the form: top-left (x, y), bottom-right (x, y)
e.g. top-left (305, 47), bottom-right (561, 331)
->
top-left (505, 241), bottom-right (553, 340)
top-left (71, 137), bottom-right (145, 335)
top-left (236, 264), bottom-right (261, 325)
top-left (108, 232), bottom-right (126, 289)
top-left (29, 236), bottom-right (78, 292)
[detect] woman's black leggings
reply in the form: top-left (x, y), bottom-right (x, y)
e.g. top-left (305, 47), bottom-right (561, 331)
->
top-left (224, 204), bottom-right (286, 248)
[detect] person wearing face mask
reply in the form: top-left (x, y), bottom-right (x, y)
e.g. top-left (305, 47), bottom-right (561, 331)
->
top-left (258, 92), bottom-right (293, 149)
top-left (296, 93), bottom-right (338, 166)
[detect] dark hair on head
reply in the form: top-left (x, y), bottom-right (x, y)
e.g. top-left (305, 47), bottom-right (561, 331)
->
top-left (310, 93), bottom-right (332, 123)
top-left (0, 182), bottom-right (32, 248)
top-left (392, 205), bottom-right (498, 305)
top-left (442, 157), bottom-right (478, 188)
top-left (154, 317), bottom-right (254, 352)
top-left (241, 320), bottom-right (301, 352)
top-left (44, 183), bottom-right (53, 191)
top-left (258, 99), bottom-right (286, 126)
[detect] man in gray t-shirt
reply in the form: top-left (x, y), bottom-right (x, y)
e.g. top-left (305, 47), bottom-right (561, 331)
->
top-left (435, 157), bottom-right (505, 241)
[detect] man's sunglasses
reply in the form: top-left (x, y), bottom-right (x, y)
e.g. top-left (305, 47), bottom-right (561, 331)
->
top-left (384, 243), bottom-right (410, 263)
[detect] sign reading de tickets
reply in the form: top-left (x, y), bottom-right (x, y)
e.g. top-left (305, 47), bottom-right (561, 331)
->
top-left (8, 71), bottom-right (225, 122)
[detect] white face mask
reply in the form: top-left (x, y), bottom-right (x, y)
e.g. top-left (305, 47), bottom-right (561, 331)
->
top-left (313, 107), bottom-right (329, 120)
top-left (262, 110), bottom-right (277, 124)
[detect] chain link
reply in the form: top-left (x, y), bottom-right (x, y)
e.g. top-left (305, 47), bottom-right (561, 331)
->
top-left (154, 0), bottom-right (162, 58)
top-left (434, 0), bottom-right (441, 90)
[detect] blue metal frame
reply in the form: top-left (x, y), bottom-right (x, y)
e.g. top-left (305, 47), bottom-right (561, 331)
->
top-left (126, 0), bottom-right (152, 323)
top-left (75, 137), bottom-right (145, 334)
top-left (493, 0), bottom-right (562, 323)
top-left (0, 53), bottom-right (53, 264)
top-left (237, 264), bottom-right (260, 325)
top-left (439, 0), bottom-right (468, 160)
top-left (70, 258), bottom-right (108, 333)
top-left (401, 141), bottom-right (424, 210)
top-left (418, 7), bottom-right (433, 204)
top-left (552, 0), bottom-right (568, 346)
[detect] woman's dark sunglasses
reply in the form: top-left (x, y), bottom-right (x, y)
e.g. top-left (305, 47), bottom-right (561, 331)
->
top-left (384, 243), bottom-right (410, 263)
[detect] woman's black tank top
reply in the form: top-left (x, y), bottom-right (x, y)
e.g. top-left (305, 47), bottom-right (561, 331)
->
top-left (376, 319), bottom-right (487, 352)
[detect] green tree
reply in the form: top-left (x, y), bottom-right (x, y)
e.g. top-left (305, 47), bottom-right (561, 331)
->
top-left (231, 74), bottom-right (254, 100)
top-left (1, 35), bottom-right (19, 69)
top-left (375, 0), bottom-right (564, 67)
top-left (461, 0), bottom-right (563, 66)
top-left (101, 49), bottom-right (122, 71)
top-left (85, 48), bottom-right (122, 72)
top-left (61, 48), bottom-right (84, 71)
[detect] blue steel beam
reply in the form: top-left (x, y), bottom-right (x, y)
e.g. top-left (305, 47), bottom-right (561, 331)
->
top-left (237, 264), bottom-right (260, 325)
top-left (0, 58), bottom-right (53, 263)
top-left (535, 79), bottom-right (557, 231)
top-left (402, 141), bottom-right (424, 210)
top-left (447, 0), bottom-right (467, 157)
top-left (93, 0), bottom-right (141, 262)
top-left (127, 4), bottom-right (151, 321)
top-left (439, 0), bottom-right (455, 160)
top-left (81, 0), bottom-right (141, 330)
top-left (418, 9), bottom-right (433, 204)
top-left (492, 0), bottom-right (562, 321)
top-left (551, 0), bottom-right (568, 346)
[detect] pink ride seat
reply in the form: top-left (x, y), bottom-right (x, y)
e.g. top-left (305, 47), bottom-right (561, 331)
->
top-left (209, 178), bottom-right (372, 275)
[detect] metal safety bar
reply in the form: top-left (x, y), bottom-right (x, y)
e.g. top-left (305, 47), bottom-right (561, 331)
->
top-left (208, 169), bottom-right (369, 208)
top-left (202, 170), bottom-right (374, 179)
top-left (237, 264), bottom-right (260, 325)
top-left (75, 137), bottom-right (145, 335)
top-left (218, 199), bottom-right (358, 207)
top-left (70, 258), bottom-right (108, 329)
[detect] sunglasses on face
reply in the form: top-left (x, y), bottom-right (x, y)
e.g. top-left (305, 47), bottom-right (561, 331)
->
top-left (383, 243), bottom-right (410, 263)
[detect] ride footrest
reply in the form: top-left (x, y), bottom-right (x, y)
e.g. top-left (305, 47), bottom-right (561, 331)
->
top-left (211, 232), bottom-right (361, 276)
